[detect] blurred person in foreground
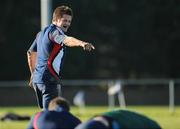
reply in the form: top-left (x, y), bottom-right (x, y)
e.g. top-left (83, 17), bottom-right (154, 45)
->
top-left (27, 5), bottom-right (95, 110)
top-left (75, 109), bottom-right (161, 129)
top-left (26, 97), bottom-right (81, 129)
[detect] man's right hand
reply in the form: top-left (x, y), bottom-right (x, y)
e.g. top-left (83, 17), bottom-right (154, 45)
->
top-left (28, 75), bottom-right (33, 88)
top-left (83, 42), bottom-right (95, 51)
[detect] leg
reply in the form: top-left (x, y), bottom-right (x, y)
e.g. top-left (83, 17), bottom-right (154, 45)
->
top-left (33, 83), bottom-right (43, 109)
top-left (42, 83), bottom-right (59, 110)
top-left (57, 84), bottom-right (62, 96)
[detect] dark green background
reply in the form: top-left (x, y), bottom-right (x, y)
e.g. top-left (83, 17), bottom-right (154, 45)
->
top-left (0, 0), bottom-right (180, 80)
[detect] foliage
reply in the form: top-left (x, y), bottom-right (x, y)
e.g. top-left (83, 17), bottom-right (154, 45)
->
top-left (1, 0), bottom-right (180, 80)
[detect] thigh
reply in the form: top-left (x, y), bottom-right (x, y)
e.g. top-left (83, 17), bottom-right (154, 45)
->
top-left (42, 84), bottom-right (59, 110)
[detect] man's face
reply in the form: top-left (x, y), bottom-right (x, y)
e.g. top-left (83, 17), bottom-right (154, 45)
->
top-left (56, 14), bottom-right (72, 32)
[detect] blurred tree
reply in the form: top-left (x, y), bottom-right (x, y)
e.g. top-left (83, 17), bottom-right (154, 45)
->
top-left (0, 0), bottom-right (40, 80)
top-left (0, 0), bottom-right (180, 80)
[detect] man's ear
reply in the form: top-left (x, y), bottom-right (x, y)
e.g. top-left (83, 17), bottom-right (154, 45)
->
top-left (57, 18), bottom-right (61, 22)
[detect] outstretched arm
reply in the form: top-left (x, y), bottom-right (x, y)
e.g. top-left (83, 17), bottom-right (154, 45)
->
top-left (64, 36), bottom-right (95, 51)
top-left (49, 30), bottom-right (95, 51)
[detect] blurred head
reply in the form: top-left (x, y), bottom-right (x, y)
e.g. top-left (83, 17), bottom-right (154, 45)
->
top-left (48, 97), bottom-right (70, 111)
top-left (52, 5), bottom-right (73, 32)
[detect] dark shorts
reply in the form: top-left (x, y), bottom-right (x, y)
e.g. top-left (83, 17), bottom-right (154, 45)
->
top-left (32, 83), bottom-right (61, 110)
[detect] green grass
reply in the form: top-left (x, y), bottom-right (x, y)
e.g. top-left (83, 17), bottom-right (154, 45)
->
top-left (0, 106), bottom-right (180, 129)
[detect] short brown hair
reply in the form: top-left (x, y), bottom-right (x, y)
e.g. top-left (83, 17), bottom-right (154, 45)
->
top-left (52, 5), bottom-right (73, 22)
top-left (48, 97), bottom-right (70, 111)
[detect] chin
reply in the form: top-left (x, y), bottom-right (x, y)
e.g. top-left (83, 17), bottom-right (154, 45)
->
top-left (63, 29), bottom-right (68, 32)
top-left (62, 28), bottom-right (68, 32)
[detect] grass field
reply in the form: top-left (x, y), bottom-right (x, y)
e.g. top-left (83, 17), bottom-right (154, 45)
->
top-left (0, 106), bottom-right (180, 129)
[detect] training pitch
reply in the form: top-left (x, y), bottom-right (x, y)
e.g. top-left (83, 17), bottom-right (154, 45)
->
top-left (0, 106), bottom-right (180, 129)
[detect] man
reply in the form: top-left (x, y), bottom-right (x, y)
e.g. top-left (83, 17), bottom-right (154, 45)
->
top-left (26, 97), bottom-right (81, 129)
top-left (75, 109), bottom-right (161, 129)
top-left (27, 5), bottom-right (95, 110)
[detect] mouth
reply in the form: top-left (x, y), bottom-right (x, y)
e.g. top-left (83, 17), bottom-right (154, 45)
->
top-left (63, 25), bottom-right (68, 29)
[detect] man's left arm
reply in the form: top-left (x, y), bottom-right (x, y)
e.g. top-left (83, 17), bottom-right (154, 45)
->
top-left (63, 36), bottom-right (95, 51)
top-left (49, 29), bottom-right (95, 51)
